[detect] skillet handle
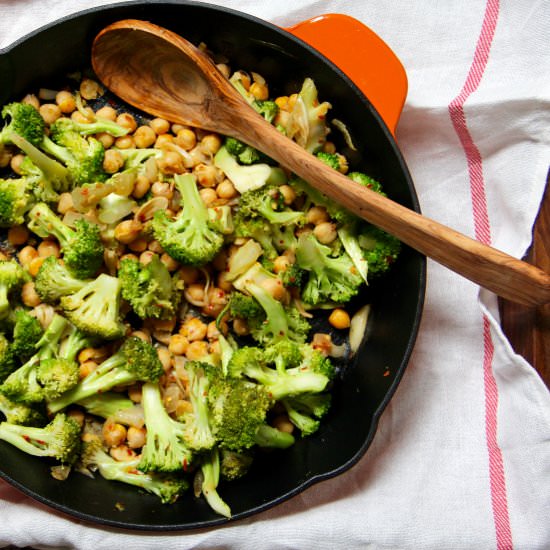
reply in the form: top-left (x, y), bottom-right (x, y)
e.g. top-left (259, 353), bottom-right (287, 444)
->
top-left (286, 14), bottom-right (407, 137)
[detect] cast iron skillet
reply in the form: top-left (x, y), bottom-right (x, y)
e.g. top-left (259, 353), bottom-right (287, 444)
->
top-left (0, 0), bottom-right (425, 530)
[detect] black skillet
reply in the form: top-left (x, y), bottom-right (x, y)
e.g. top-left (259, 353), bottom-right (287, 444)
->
top-left (0, 0), bottom-right (425, 530)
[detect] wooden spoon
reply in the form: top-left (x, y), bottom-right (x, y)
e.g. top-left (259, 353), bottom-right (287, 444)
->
top-left (92, 19), bottom-right (550, 306)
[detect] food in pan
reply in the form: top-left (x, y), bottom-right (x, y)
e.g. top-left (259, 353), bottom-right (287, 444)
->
top-left (0, 48), bottom-right (400, 517)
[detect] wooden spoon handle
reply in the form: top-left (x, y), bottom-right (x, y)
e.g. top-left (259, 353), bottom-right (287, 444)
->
top-left (229, 106), bottom-right (550, 306)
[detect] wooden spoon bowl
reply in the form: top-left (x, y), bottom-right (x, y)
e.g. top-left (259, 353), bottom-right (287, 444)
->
top-left (92, 19), bottom-right (550, 306)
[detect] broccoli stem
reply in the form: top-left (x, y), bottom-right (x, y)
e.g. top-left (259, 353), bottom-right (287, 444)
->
top-left (200, 448), bottom-right (231, 518)
top-left (246, 282), bottom-right (288, 341)
top-left (28, 203), bottom-right (73, 246)
top-left (176, 173), bottom-right (208, 225)
top-left (0, 422), bottom-right (58, 457)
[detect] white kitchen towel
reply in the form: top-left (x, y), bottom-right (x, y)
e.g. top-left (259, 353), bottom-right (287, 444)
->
top-left (1, 1), bottom-right (549, 549)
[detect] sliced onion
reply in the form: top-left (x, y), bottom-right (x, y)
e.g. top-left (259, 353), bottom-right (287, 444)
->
top-left (332, 118), bottom-right (357, 151)
top-left (114, 404), bottom-right (145, 428)
top-left (134, 196), bottom-right (169, 222)
top-left (50, 464), bottom-right (71, 481)
top-left (349, 304), bottom-right (371, 355)
top-left (98, 194), bottom-right (136, 224)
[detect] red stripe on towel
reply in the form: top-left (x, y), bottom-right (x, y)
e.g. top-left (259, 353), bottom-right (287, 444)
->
top-left (448, 1), bottom-right (513, 549)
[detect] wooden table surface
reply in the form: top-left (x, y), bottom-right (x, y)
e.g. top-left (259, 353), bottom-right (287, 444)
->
top-left (499, 175), bottom-right (550, 388)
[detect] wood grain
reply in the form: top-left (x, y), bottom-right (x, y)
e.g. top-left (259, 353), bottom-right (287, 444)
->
top-left (92, 20), bottom-right (550, 307)
top-left (500, 173), bottom-right (550, 388)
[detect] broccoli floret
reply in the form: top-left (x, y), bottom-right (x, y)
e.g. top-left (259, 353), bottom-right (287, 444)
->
top-left (34, 256), bottom-right (91, 304)
top-left (315, 151), bottom-right (341, 171)
top-left (282, 392), bottom-right (332, 436)
top-left (152, 173), bottom-right (224, 266)
top-left (28, 203), bottom-right (104, 278)
top-left (232, 263), bottom-right (310, 343)
top-left (285, 78), bottom-right (331, 153)
top-left (77, 392), bottom-right (143, 427)
top-left (233, 215), bottom-right (278, 261)
top-left (0, 102), bottom-right (45, 148)
top-left (0, 314), bottom-right (73, 403)
top-left (224, 137), bottom-right (263, 165)
top-left (219, 448), bottom-right (254, 481)
top-left (116, 147), bottom-right (161, 169)
top-left (214, 146), bottom-right (286, 194)
top-left (180, 362), bottom-right (216, 452)
top-left (138, 381), bottom-right (193, 473)
top-left (35, 357), bottom-right (79, 401)
top-left (0, 333), bottom-right (17, 383)
top-left (254, 100), bottom-right (279, 123)
top-left (49, 116), bottom-right (128, 139)
top-left (208, 369), bottom-right (273, 451)
top-left (0, 260), bottom-right (30, 319)
top-left (0, 176), bottom-right (37, 227)
top-left (118, 255), bottom-right (180, 320)
top-left (227, 291), bottom-right (265, 321)
top-left (59, 274), bottom-right (124, 340)
top-left (11, 308), bottom-right (44, 362)
top-left (0, 412), bottom-right (81, 464)
top-left (358, 224), bottom-right (401, 277)
top-left (253, 423), bottom-right (295, 448)
top-left (0, 392), bottom-right (46, 426)
top-left (348, 171), bottom-right (385, 194)
top-left (40, 132), bottom-right (107, 186)
top-left (47, 336), bottom-right (163, 414)
top-left (197, 447), bottom-right (231, 518)
top-left (295, 233), bottom-right (363, 305)
top-left (10, 134), bottom-right (71, 194)
top-left (236, 184), bottom-right (304, 226)
top-left (80, 438), bottom-right (187, 504)
top-left (228, 340), bottom-right (334, 401)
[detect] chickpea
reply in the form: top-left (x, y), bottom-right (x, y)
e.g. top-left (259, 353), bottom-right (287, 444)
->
top-left (95, 105), bottom-right (118, 121)
top-left (154, 133), bottom-right (174, 148)
top-left (322, 141), bottom-right (337, 154)
top-left (273, 255), bottom-right (292, 274)
top-left (202, 286), bottom-right (227, 318)
top-left (313, 221), bottom-right (338, 244)
top-left (131, 329), bottom-right (151, 343)
top-left (116, 112), bottom-right (137, 133)
top-left (151, 180), bottom-right (174, 199)
top-left (132, 175), bottom-right (151, 199)
top-left (180, 317), bottom-right (208, 342)
top-left (114, 219), bottom-right (142, 244)
top-left (103, 148), bottom-right (125, 174)
top-left (10, 153), bottom-right (25, 175)
top-left (179, 267), bottom-right (200, 285)
top-left (37, 239), bottom-right (60, 258)
top-left (80, 78), bottom-right (103, 100)
top-left (336, 153), bottom-right (349, 174)
top-left (217, 271), bottom-right (233, 292)
top-left (250, 81), bottom-right (269, 101)
top-left (149, 117), bottom-right (170, 135)
top-left (199, 187), bottom-right (217, 207)
top-left (194, 163), bottom-right (220, 188)
top-left (209, 340), bottom-right (221, 356)
top-left (39, 103), bottom-right (61, 125)
top-left (275, 96), bottom-right (289, 110)
top-left (114, 135), bottom-right (135, 149)
top-left (147, 239), bottom-right (163, 254)
top-left (157, 346), bottom-right (172, 372)
top-left (110, 445), bottom-right (137, 462)
top-left (127, 426), bottom-right (147, 449)
top-left (157, 151), bottom-right (185, 175)
top-left (78, 347), bottom-right (108, 363)
top-left (216, 63), bottom-right (231, 78)
top-left (55, 90), bottom-right (76, 113)
top-left (328, 308), bottom-right (351, 329)
top-left (206, 321), bottom-right (220, 340)
top-left (57, 192), bottom-right (74, 215)
top-left (272, 415), bottom-right (294, 434)
top-left (103, 420), bottom-right (127, 448)
top-left (79, 360), bottom-right (98, 379)
top-left (278, 184), bottom-right (296, 205)
top-left (232, 317), bottom-right (249, 336)
top-left (185, 340), bottom-right (209, 361)
top-left (216, 179), bottom-right (237, 200)
top-left (0, 148), bottom-right (12, 169)
top-left (18, 245), bottom-right (38, 267)
top-left (306, 206), bottom-right (329, 225)
top-left (260, 277), bottom-right (287, 302)
top-left (21, 93), bottom-right (40, 109)
top-left (71, 110), bottom-right (93, 124)
top-left (199, 134), bottom-right (222, 155)
top-left (174, 128), bottom-right (197, 150)
top-left (67, 408), bottom-right (85, 427)
top-left (96, 132), bottom-right (115, 149)
top-left (169, 334), bottom-right (189, 355)
top-left (127, 236), bottom-right (148, 253)
top-left (139, 250), bottom-right (156, 265)
top-left (175, 399), bottom-right (193, 417)
top-left (127, 384), bottom-right (143, 403)
top-left (28, 256), bottom-right (45, 277)
top-left (134, 125), bottom-right (157, 148)
top-left (7, 225), bottom-right (29, 246)
top-left (288, 93), bottom-right (299, 110)
top-left (160, 252), bottom-right (179, 272)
